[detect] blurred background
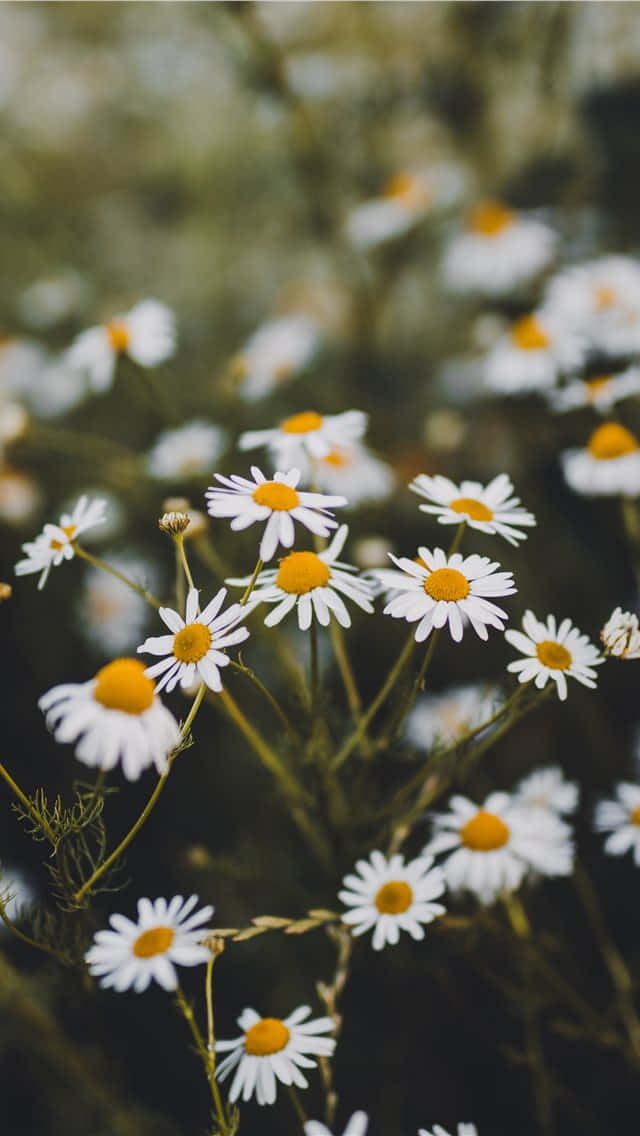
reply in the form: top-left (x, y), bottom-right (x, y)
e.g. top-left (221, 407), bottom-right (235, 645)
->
top-left (2, 3), bottom-right (640, 1134)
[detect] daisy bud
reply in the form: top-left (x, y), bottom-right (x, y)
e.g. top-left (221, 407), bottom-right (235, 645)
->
top-left (158, 511), bottom-right (190, 536)
top-left (600, 607), bottom-right (640, 659)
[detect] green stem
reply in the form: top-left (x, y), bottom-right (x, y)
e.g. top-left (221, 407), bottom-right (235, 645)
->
top-left (287, 1084), bottom-right (309, 1125)
top-left (328, 619), bottom-right (363, 720)
top-left (0, 760), bottom-right (58, 845)
top-left (215, 688), bottom-right (309, 804)
top-left (74, 544), bottom-right (162, 609)
top-left (379, 629), bottom-right (440, 751)
top-left (72, 685), bottom-right (206, 905)
top-left (175, 533), bottom-right (196, 593)
top-left (175, 982), bottom-right (231, 1136)
top-left (229, 659), bottom-right (301, 743)
top-left (0, 898), bottom-right (68, 964)
top-left (241, 558), bottom-right (263, 605)
top-left (310, 620), bottom-right (319, 707)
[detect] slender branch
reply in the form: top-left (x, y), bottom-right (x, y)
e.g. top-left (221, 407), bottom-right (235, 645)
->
top-left (0, 898), bottom-right (69, 964)
top-left (175, 533), bottom-right (196, 592)
top-left (240, 558), bottom-right (263, 606)
top-left (175, 982), bottom-right (231, 1136)
top-left (230, 659), bottom-right (301, 743)
top-left (310, 620), bottom-right (319, 707)
top-left (378, 629), bottom-right (441, 751)
top-left (73, 544), bottom-right (162, 609)
top-left (328, 620), bottom-right (363, 719)
top-left (0, 760), bottom-right (58, 846)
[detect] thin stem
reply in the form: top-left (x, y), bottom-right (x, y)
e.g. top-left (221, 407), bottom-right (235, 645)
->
top-left (175, 539), bottom-right (185, 614)
top-left (204, 953), bottom-right (230, 1135)
top-left (379, 629), bottom-right (440, 751)
top-left (241, 558), bottom-right (263, 606)
top-left (0, 760), bottom-right (58, 845)
top-left (230, 659), bottom-right (301, 743)
top-left (74, 544), bottom-right (162, 609)
top-left (175, 533), bottom-right (195, 592)
top-left (328, 619), bottom-right (363, 719)
top-left (574, 862), bottom-right (640, 1061)
top-left (0, 899), bottom-right (68, 964)
top-left (72, 685), bottom-right (206, 905)
top-left (287, 1084), bottom-right (309, 1126)
top-left (310, 620), bottom-right (319, 707)
top-left (447, 519), bottom-right (467, 556)
top-left (175, 982), bottom-right (231, 1136)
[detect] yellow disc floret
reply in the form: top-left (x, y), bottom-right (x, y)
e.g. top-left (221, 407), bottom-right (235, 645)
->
top-left (252, 482), bottom-right (300, 511)
top-left (244, 1018), bottom-right (290, 1056)
top-left (536, 640), bottom-right (572, 670)
top-left (587, 422), bottom-right (639, 460)
top-left (107, 321), bottom-right (130, 352)
top-left (631, 806), bottom-right (640, 827)
top-left (173, 623), bottom-right (212, 664)
top-left (461, 810), bottom-right (510, 851)
top-left (449, 497), bottom-right (493, 522)
top-left (510, 315), bottom-right (550, 351)
top-left (276, 551), bottom-right (330, 595)
top-left (585, 376), bottom-right (612, 400)
top-left (595, 286), bottom-right (616, 310)
top-left (469, 200), bottom-right (515, 236)
top-left (280, 411), bottom-right (324, 435)
top-left (93, 658), bottom-right (155, 715)
top-left (374, 880), bottom-right (413, 914)
top-left (424, 567), bottom-right (470, 602)
top-left (49, 523), bottom-right (77, 551)
top-left (133, 926), bottom-right (175, 958)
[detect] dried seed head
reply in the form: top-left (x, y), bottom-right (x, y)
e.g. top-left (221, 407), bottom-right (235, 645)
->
top-left (158, 511), bottom-right (190, 535)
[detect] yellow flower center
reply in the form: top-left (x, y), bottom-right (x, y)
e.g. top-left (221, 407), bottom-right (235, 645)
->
top-left (107, 321), bottom-right (130, 353)
top-left (374, 880), bottom-right (413, 914)
top-left (595, 285), bottom-right (616, 310)
top-left (587, 422), bottom-right (639, 460)
top-left (280, 410), bottom-right (324, 435)
top-left (631, 806), bottom-right (640, 826)
top-left (449, 497), bottom-right (493, 522)
top-left (244, 1018), bottom-right (290, 1056)
top-left (93, 658), bottom-right (155, 715)
top-left (132, 926), bottom-right (175, 958)
top-left (585, 375), bottom-right (612, 400)
top-left (424, 567), bottom-right (469, 602)
top-left (383, 171), bottom-right (430, 209)
top-left (461, 809), bottom-right (510, 851)
top-left (252, 482), bottom-right (300, 511)
top-left (536, 640), bottom-right (572, 670)
top-left (323, 448), bottom-right (349, 468)
top-left (173, 622), bottom-right (212, 663)
top-left (276, 551), bottom-right (330, 594)
top-left (49, 523), bottom-right (77, 551)
top-left (510, 315), bottom-right (550, 351)
top-left (469, 200), bottom-right (515, 236)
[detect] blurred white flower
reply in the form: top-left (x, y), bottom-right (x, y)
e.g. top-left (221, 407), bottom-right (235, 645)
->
top-left (346, 163), bottom-right (465, 250)
top-left (15, 495), bottom-right (107, 590)
top-left (305, 1113), bottom-right (368, 1136)
top-left (543, 256), bottom-right (640, 355)
top-left (513, 766), bottom-right (579, 815)
top-left (309, 443), bottom-right (396, 505)
top-left (16, 269), bottom-right (90, 331)
top-left (0, 867), bottom-right (35, 929)
top-left (22, 356), bottom-right (89, 420)
top-left (239, 409), bottom-right (367, 469)
top-left (67, 300), bottom-right (176, 392)
top-left (0, 468), bottom-right (41, 525)
top-left (600, 607), bottom-right (640, 659)
top-left (232, 315), bottom-right (320, 401)
top-left (146, 420), bottom-right (227, 480)
top-left (79, 554), bottom-right (157, 657)
top-left (405, 683), bottom-right (503, 752)
top-left (442, 200), bottom-right (557, 295)
top-left (419, 1125), bottom-right (478, 1136)
top-left (561, 421), bottom-right (640, 496)
top-left (548, 367), bottom-right (640, 415)
top-left (484, 311), bottom-right (585, 395)
top-left (595, 783), bottom-right (640, 865)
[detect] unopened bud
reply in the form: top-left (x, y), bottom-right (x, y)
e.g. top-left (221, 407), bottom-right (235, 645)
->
top-left (601, 607), bottom-right (640, 659)
top-left (158, 511), bottom-right (190, 536)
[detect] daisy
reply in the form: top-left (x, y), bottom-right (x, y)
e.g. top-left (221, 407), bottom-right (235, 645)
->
top-left (409, 472), bottom-right (536, 546)
top-left (561, 421), bottom-right (640, 496)
top-left (137, 586), bottom-right (249, 694)
top-left (424, 792), bottom-right (573, 905)
top-left (419, 1126), bottom-right (478, 1136)
top-left (238, 409), bottom-right (367, 469)
top-left (67, 299), bottom-right (176, 392)
top-left (39, 658), bottom-right (181, 781)
top-left (505, 610), bottom-right (604, 701)
top-left (442, 199), bottom-right (557, 296)
top-left (601, 607), bottom-right (640, 659)
top-left (404, 683), bottom-right (503, 752)
top-left (227, 525), bottom-right (375, 630)
top-left (146, 420), bottom-right (227, 480)
top-left (513, 766), bottom-right (579, 815)
top-left (595, 783), bottom-right (640, 866)
top-left (216, 1005), bottom-right (335, 1106)
top-left (205, 466), bottom-right (346, 563)
top-left (305, 1113), bottom-right (368, 1136)
top-left (542, 256), bottom-right (640, 355)
top-left (547, 367), bottom-right (640, 415)
top-left (231, 314), bottom-right (320, 402)
top-left (345, 162), bottom-right (465, 250)
top-left (484, 310), bottom-right (585, 395)
top-left (339, 850), bottom-right (446, 950)
top-left (306, 442), bottom-right (396, 506)
top-left (383, 547), bottom-right (516, 643)
top-left (14, 495), bottom-right (107, 589)
top-left (85, 895), bottom-right (213, 993)
top-left (78, 554), bottom-right (155, 656)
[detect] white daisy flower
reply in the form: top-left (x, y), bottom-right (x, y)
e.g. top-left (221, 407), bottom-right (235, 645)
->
top-left (339, 850), bottom-right (446, 950)
top-left (547, 367), bottom-right (640, 415)
top-left (345, 163), bottom-right (465, 250)
top-left (227, 525), bottom-right (375, 630)
top-left (67, 299), bottom-right (176, 393)
top-left (409, 472), bottom-right (536, 546)
top-left (513, 766), bottom-right (579, 815)
top-left (601, 607), bottom-right (640, 659)
top-left (216, 1005), bottom-right (336, 1106)
top-left (238, 409), bottom-right (367, 469)
top-left (85, 895), bottom-right (213, 993)
top-left (484, 311), bottom-right (585, 396)
top-left (505, 610), bottom-right (604, 701)
top-left (561, 421), bottom-right (640, 496)
top-left (146, 420), bottom-right (227, 481)
top-left (442, 199), bottom-right (557, 296)
top-left (419, 1125), bottom-right (478, 1136)
top-left (405, 683), bottom-right (503, 752)
top-left (305, 1112), bottom-right (368, 1136)
top-left (38, 658), bottom-right (181, 781)
top-left (424, 792), bottom-right (574, 905)
top-left (205, 466), bottom-right (346, 563)
top-left (542, 256), bottom-right (640, 355)
top-left (14, 495), bottom-right (107, 590)
top-left (79, 555), bottom-right (156, 657)
top-left (22, 355), bottom-right (89, 420)
top-left (304, 442), bottom-right (396, 506)
top-left (137, 586), bottom-right (249, 695)
top-left (232, 315), bottom-right (320, 402)
top-left (383, 547), bottom-right (516, 643)
top-left (595, 783), bottom-right (640, 866)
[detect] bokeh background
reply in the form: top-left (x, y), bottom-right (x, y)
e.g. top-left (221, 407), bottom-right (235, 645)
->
top-left (2, 3), bottom-right (640, 1134)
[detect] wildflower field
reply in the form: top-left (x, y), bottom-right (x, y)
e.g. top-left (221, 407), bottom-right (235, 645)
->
top-left (3, 3), bottom-right (640, 1135)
